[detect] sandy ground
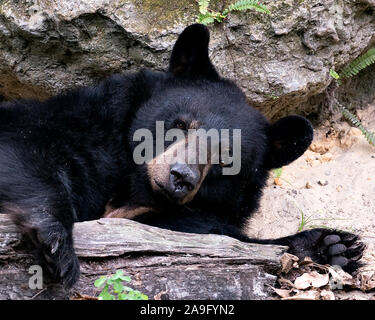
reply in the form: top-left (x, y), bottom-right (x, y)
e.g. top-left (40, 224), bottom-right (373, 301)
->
top-left (245, 103), bottom-right (375, 298)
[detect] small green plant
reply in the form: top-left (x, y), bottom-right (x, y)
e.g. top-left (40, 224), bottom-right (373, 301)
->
top-left (196, 0), bottom-right (270, 25)
top-left (329, 69), bottom-right (340, 81)
top-left (339, 47), bottom-right (375, 79)
top-left (341, 106), bottom-right (375, 146)
top-left (273, 167), bottom-right (283, 179)
top-left (297, 208), bottom-right (331, 232)
top-left (294, 202), bottom-right (350, 232)
top-left (297, 206), bottom-right (311, 232)
top-left (330, 47), bottom-right (375, 147)
top-left (272, 167), bottom-right (293, 186)
top-left (94, 270), bottom-right (148, 300)
top-left (266, 94), bottom-right (280, 100)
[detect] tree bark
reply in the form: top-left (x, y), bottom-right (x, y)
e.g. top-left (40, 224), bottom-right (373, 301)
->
top-left (0, 214), bottom-right (286, 300)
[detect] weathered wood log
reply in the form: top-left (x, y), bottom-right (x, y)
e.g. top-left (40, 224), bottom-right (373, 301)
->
top-left (0, 214), bottom-right (287, 300)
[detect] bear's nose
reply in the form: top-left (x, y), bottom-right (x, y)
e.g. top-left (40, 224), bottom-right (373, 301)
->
top-left (169, 163), bottom-right (200, 198)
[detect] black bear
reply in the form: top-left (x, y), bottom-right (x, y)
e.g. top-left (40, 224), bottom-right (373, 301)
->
top-left (0, 24), bottom-right (364, 288)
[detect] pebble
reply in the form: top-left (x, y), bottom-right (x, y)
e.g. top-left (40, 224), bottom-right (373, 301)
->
top-left (274, 178), bottom-right (282, 186)
top-left (310, 160), bottom-right (321, 167)
top-left (321, 152), bottom-right (333, 162)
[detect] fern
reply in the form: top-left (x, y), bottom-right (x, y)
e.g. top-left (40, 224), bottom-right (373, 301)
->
top-left (224, 0), bottom-right (270, 15)
top-left (340, 47), bottom-right (375, 78)
top-left (329, 68), bottom-right (340, 80)
top-left (196, 0), bottom-right (270, 25)
top-left (329, 48), bottom-right (375, 148)
top-left (198, 0), bottom-right (210, 14)
top-left (197, 12), bottom-right (216, 25)
top-left (341, 106), bottom-right (375, 146)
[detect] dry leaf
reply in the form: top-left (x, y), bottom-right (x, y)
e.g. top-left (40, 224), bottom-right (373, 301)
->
top-left (309, 142), bottom-right (331, 154)
top-left (294, 274), bottom-right (311, 290)
top-left (270, 287), bottom-right (291, 299)
top-left (299, 256), bottom-right (313, 266)
top-left (282, 290), bottom-right (320, 300)
top-left (69, 292), bottom-right (98, 300)
top-left (320, 289), bottom-right (335, 300)
top-left (294, 271), bottom-right (329, 289)
top-left (328, 266), bottom-right (354, 290)
top-left (154, 290), bottom-right (168, 300)
top-left (280, 253), bottom-right (299, 273)
top-left (358, 272), bottom-right (375, 291)
top-left (278, 277), bottom-right (295, 288)
top-left (310, 272), bottom-right (330, 288)
top-left (321, 152), bottom-right (333, 162)
top-left (133, 272), bottom-right (143, 287)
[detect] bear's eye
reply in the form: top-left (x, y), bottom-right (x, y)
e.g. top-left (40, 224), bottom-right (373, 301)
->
top-left (173, 119), bottom-right (187, 131)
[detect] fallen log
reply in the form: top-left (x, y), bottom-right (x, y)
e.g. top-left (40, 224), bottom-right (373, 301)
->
top-left (0, 214), bottom-right (287, 300)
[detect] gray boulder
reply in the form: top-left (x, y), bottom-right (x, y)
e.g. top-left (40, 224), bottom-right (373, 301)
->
top-left (0, 0), bottom-right (374, 118)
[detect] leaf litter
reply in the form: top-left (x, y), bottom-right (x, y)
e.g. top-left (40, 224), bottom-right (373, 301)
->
top-left (271, 253), bottom-right (375, 300)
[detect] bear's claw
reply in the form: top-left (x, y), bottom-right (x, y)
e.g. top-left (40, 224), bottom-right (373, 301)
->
top-left (287, 228), bottom-right (365, 274)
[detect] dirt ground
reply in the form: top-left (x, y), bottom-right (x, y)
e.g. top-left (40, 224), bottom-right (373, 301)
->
top-left (245, 103), bottom-right (375, 299)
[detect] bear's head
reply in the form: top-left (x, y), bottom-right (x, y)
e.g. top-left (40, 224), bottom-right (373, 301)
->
top-left (127, 24), bottom-right (313, 210)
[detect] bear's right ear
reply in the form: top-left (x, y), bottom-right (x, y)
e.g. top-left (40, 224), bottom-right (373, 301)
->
top-left (264, 115), bottom-right (314, 170)
top-left (169, 24), bottom-right (219, 80)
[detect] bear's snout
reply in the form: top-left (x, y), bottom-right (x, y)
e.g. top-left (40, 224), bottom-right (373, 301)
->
top-left (169, 163), bottom-right (200, 199)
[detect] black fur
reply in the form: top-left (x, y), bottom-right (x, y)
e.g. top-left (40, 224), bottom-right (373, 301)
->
top-left (0, 24), bottom-right (364, 287)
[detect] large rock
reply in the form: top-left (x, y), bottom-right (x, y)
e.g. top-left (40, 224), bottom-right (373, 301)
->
top-left (0, 0), bottom-right (374, 119)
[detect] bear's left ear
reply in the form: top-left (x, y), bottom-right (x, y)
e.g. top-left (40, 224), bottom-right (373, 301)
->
top-left (265, 115), bottom-right (313, 170)
top-left (169, 24), bottom-right (219, 80)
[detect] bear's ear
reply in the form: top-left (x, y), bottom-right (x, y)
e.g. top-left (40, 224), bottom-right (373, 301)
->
top-left (265, 115), bottom-right (313, 169)
top-left (169, 24), bottom-right (219, 80)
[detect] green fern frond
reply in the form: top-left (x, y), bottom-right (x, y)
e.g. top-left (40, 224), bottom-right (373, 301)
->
top-left (329, 69), bottom-right (340, 80)
top-left (198, 0), bottom-right (211, 14)
top-left (340, 47), bottom-right (375, 78)
top-left (330, 50), bottom-right (375, 148)
top-left (197, 0), bottom-right (270, 24)
top-left (197, 13), bottom-right (215, 25)
top-left (341, 106), bottom-right (375, 147)
top-left (224, 0), bottom-right (271, 15)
